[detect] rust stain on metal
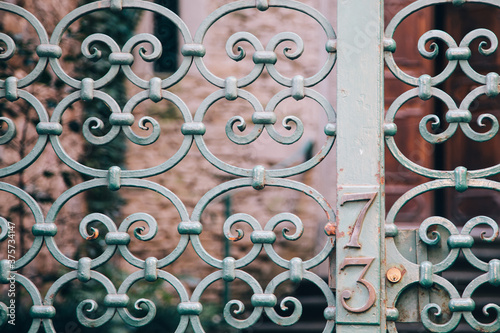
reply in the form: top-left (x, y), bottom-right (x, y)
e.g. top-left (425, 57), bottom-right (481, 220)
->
top-left (347, 225), bottom-right (353, 236)
top-left (325, 223), bottom-right (336, 236)
top-left (86, 228), bottom-right (99, 240)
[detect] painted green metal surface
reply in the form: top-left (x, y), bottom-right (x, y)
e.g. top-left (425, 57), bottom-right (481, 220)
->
top-left (1, 0), bottom-right (499, 332)
top-left (335, 0), bottom-right (385, 330)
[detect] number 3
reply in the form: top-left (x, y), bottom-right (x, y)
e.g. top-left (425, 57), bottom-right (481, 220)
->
top-left (339, 257), bottom-right (376, 313)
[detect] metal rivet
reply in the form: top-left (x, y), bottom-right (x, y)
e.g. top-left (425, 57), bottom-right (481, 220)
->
top-left (386, 308), bottom-right (399, 321)
top-left (225, 76), bottom-right (238, 101)
top-left (177, 302), bottom-right (203, 315)
top-left (104, 294), bottom-right (130, 308)
top-left (181, 44), bottom-right (206, 57)
top-left (418, 74), bottom-right (432, 100)
top-left (323, 306), bottom-right (335, 320)
top-left (110, 0), bottom-right (123, 12)
top-left (253, 51), bottom-right (277, 64)
top-left (252, 165), bottom-right (266, 190)
top-left (252, 112), bottom-right (276, 125)
top-left (289, 257), bottom-right (303, 283)
top-left (36, 122), bottom-right (63, 136)
top-left (178, 221), bottom-right (202, 235)
top-left (109, 52), bottom-right (134, 66)
top-left (325, 39), bottom-right (337, 53)
top-left (81, 78), bottom-right (94, 102)
top-left (256, 0), bottom-right (269, 11)
top-left (222, 257), bottom-right (236, 282)
top-left (445, 47), bottom-right (471, 61)
top-left (144, 257), bottom-right (158, 282)
top-left (454, 166), bottom-right (468, 193)
top-left (149, 77), bottom-right (162, 103)
top-left (486, 72), bottom-right (499, 97)
top-left (383, 38), bottom-right (397, 53)
top-left (251, 294), bottom-right (277, 307)
top-left (383, 123), bottom-right (397, 136)
top-left (36, 44), bottom-right (62, 58)
top-left (250, 230), bottom-right (276, 244)
top-left (30, 305), bottom-right (56, 319)
top-left (291, 75), bottom-right (305, 101)
top-left (77, 257), bottom-right (91, 282)
top-left (324, 123), bottom-right (336, 136)
top-left (385, 224), bottom-right (398, 237)
top-left (420, 261), bottom-right (433, 288)
top-left (446, 109), bottom-right (471, 123)
top-left (109, 113), bottom-right (135, 126)
top-left (108, 166), bottom-right (121, 191)
top-left (5, 77), bottom-right (18, 101)
top-left (181, 123), bottom-right (206, 136)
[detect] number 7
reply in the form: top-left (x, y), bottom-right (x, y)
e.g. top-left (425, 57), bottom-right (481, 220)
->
top-left (340, 192), bottom-right (377, 248)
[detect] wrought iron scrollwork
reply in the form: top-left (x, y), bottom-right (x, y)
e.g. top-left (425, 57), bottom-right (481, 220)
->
top-left (385, 1), bottom-right (500, 332)
top-left (0, 0), bottom-right (336, 332)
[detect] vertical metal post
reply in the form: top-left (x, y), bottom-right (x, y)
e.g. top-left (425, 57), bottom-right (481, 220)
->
top-left (335, 0), bottom-right (385, 331)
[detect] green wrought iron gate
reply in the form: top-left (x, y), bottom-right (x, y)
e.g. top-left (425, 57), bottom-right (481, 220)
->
top-left (0, 0), bottom-right (499, 332)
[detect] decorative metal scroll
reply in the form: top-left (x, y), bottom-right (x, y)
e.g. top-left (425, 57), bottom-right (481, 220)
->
top-left (0, 0), bottom-right (336, 332)
top-left (384, 1), bottom-right (500, 332)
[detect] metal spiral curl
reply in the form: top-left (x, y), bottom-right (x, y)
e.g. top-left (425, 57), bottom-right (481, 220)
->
top-left (81, 92), bottom-right (122, 146)
top-left (123, 33), bottom-right (163, 63)
top-left (120, 212), bottom-right (158, 241)
top-left (265, 212), bottom-right (304, 241)
top-left (420, 275), bottom-right (462, 333)
top-left (0, 2), bottom-right (50, 89)
top-left (0, 33), bottom-right (15, 60)
top-left (460, 113), bottom-right (499, 142)
top-left (269, 32), bottom-right (304, 61)
top-left (225, 115), bottom-right (264, 145)
top-left (0, 117), bottom-right (16, 145)
top-left (461, 216), bottom-right (499, 271)
top-left (0, 217), bottom-right (8, 242)
top-left (459, 28), bottom-right (498, 83)
top-left (268, 297), bottom-right (303, 326)
top-left (226, 31), bottom-right (263, 62)
top-left (462, 274), bottom-right (500, 332)
top-left (120, 298), bottom-right (157, 327)
top-left (223, 213), bottom-right (260, 242)
top-left (418, 30), bottom-right (456, 60)
top-left (44, 271), bottom-right (117, 329)
top-left (81, 34), bottom-right (119, 62)
top-left (421, 303), bottom-right (462, 333)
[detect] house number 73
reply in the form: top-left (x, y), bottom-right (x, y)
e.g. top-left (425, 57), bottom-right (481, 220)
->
top-left (339, 192), bottom-right (378, 313)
